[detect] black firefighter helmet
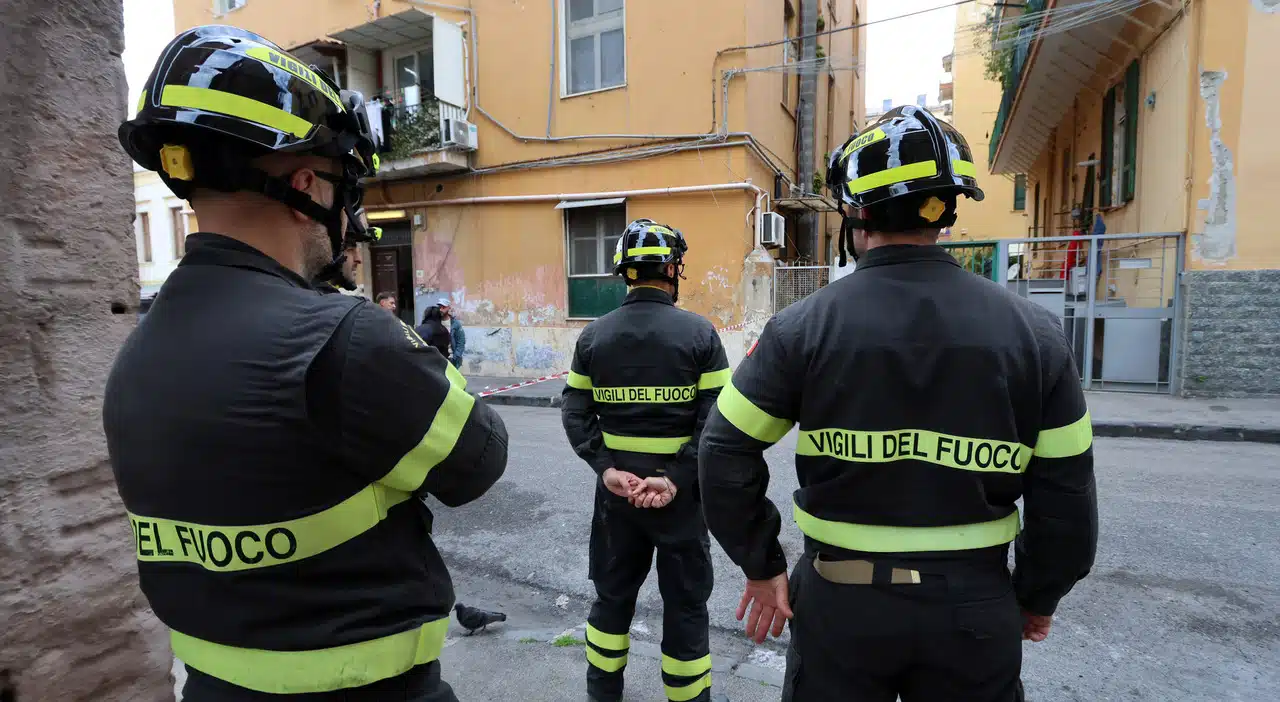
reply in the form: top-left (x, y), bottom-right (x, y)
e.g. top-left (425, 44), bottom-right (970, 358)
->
top-left (612, 219), bottom-right (688, 282)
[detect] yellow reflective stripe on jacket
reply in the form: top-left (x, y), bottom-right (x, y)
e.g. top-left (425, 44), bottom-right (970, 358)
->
top-left (567, 370), bottom-right (593, 390)
top-left (796, 428), bottom-right (1032, 474)
top-left (793, 503), bottom-right (1020, 553)
top-left (379, 383), bottom-right (475, 493)
top-left (662, 653), bottom-right (712, 677)
top-left (847, 160), bottom-right (939, 195)
top-left (586, 623), bottom-right (629, 651)
top-left (952, 159), bottom-right (977, 177)
top-left (613, 246), bottom-right (673, 263)
top-left (601, 432), bottom-right (690, 454)
top-left (586, 647), bottom-right (628, 672)
top-left (445, 361), bottom-right (467, 390)
top-left (665, 673), bottom-right (712, 701)
top-left (697, 368), bottom-right (731, 390)
top-left (592, 385), bottom-right (697, 404)
top-left (160, 85), bottom-right (314, 138)
top-left (715, 382), bottom-right (794, 444)
top-left (129, 484), bottom-right (411, 572)
top-left (169, 617), bottom-right (449, 694)
top-left (1033, 412), bottom-right (1093, 458)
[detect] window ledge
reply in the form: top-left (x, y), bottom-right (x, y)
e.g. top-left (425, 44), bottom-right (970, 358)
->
top-left (561, 83), bottom-right (627, 100)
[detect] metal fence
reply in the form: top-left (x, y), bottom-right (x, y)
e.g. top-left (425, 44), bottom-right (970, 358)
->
top-left (941, 240), bottom-right (998, 281)
top-left (774, 265), bottom-right (830, 312)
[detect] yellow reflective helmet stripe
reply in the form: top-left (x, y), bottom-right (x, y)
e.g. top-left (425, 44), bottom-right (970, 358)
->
top-left (601, 432), bottom-right (691, 454)
top-left (697, 368), bottom-right (731, 390)
top-left (847, 160), bottom-right (939, 195)
top-left (244, 46), bottom-right (345, 109)
top-left (592, 385), bottom-right (697, 404)
top-left (160, 85), bottom-right (315, 139)
top-left (137, 88), bottom-right (147, 113)
top-left (1033, 411), bottom-right (1093, 458)
top-left (662, 653), bottom-right (712, 677)
top-left (586, 648), bottom-right (629, 672)
top-left (169, 617), bottom-right (449, 694)
top-left (129, 483), bottom-right (411, 572)
top-left (797, 428), bottom-right (1033, 474)
top-left (567, 370), bottom-right (593, 390)
top-left (842, 128), bottom-right (887, 157)
top-left (613, 246), bottom-right (673, 263)
top-left (952, 159), bottom-right (977, 178)
top-left (665, 673), bottom-right (712, 702)
top-left (716, 382), bottom-right (793, 444)
top-left (645, 225), bottom-right (676, 236)
top-left (586, 623), bottom-right (629, 651)
top-left (793, 503), bottom-right (1020, 553)
top-left (379, 384), bottom-right (475, 493)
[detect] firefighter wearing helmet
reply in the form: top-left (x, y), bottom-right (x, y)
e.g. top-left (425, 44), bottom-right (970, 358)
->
top-left (698, 105), bottom-right (1098, 701)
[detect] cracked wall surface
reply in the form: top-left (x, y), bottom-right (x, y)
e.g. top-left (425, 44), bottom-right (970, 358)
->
top-left (1195, 70), bottom-right (1238, 264)
top-left (0, 0), bottom-right (173, 699)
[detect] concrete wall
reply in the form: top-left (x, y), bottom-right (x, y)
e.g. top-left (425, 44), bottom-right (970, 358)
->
top-left (1180, 270), bottom-right (1280, 396)
top-left (0, 0), bottom-right (173, 699)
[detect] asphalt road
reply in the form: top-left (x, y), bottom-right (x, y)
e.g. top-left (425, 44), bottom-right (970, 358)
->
top-left (427, 406), bottom-right (1280, 701)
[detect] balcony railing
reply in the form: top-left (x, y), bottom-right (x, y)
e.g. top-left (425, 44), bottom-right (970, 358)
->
top-left (988, 0), bottom-right (1046, 166)
top-left (373, 93), bottom-right (443, 161)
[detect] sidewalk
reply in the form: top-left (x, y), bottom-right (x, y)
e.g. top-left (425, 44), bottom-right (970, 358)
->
top-left (470, 375), bottom-right (1280, 444)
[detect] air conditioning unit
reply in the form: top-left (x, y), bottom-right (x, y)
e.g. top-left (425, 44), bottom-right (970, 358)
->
top-left (761, 212), bottom-right (785, 248)
top-left (443, 118), bottom-right (478, 151)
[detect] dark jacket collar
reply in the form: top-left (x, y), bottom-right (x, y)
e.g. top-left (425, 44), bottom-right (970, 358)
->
top-left (853, 244), bottom-right (960, 272)
top-left (178, 233), bottom-right (314, 289)
top-left (622, 285), bottom-right (675, 306)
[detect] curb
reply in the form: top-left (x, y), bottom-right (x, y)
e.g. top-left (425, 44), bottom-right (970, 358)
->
top-left (476, 393), bottom-right (560, 408)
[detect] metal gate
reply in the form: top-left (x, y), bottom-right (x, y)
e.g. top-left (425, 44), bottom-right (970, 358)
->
top-left (983, 232), bottom-right (1185, 393)
top-left (774, 265), bottom-right (830, 312)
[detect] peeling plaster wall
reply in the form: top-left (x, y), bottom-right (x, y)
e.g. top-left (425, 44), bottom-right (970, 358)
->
top-left (1194, 70), bottom-right (1237, 264)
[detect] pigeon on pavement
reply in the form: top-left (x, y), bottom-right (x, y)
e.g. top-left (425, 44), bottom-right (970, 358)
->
top-left (454, 602), bottom-right (507, 634)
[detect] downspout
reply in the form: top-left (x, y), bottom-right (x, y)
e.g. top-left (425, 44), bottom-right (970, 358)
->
top-left (797, 0), bottom-right (819, 259)
top-left (547, 0), bottom-right (556, 138)
top-left (1182, 0), bottom-right (1201, 240)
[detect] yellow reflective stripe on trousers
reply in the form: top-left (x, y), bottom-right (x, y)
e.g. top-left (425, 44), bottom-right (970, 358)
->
top-left (1033, 411), bottom-right (1093, 458)
top-left (697, 368), bottom-right (731, 390)
top-left (797, 428), bottom-right (1033, 474)
top-left (952, 159), bottom-right (977, 177)
top-left (586, 647), bottom-right (629, 672)
top-left (160, 85), bottom-right (314, 139)
top-left (847, 160), bottom-right (939, 195)
top-left (567, 370), bottom-right (593, 390)
top-left (129, 484), bottom-right (411, 572)
top-left (592, 385), bottom-right (697, 403)
top-left (601, 432), bottom-right (690, 454)
top-left (665, 673), bottom-right (712, 701)
top-left (662, 653), bottom-right (712, 677)
top-left (169, 617), bottom-right (449, 694)
top-left (379, 384), bottom-right (475, 493)
top-left (586, 623), bottom-right (629, 650)
top-left (715, 382), bottom-right (794, 444)
top-left (793, 503), bottom-right (1020, 553)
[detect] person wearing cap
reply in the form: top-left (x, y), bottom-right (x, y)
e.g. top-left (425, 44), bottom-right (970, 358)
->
top-left (105, 26), bottom-right (507, 701)
top-left (437, 298), bottom-right (466, 369)
top-left (561, 219), bottom-right (730, 702)
top-left (698, 105), bottom-right (1097, 701)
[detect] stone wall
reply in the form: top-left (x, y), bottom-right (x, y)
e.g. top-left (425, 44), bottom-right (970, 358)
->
top-left (0, 1), bottom-right (173, 699)
top-left (1179, 269), bottom-right (1280, 397)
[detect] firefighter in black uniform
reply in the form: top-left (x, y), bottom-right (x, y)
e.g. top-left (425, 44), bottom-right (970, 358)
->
top-left (698, 105), bottom-right (1098, 701)
top-left (316, 208), bottom-right (379, 294)
top-left (106, 26), bottom-right (508, 701)
top-left (562, 219), bottom-right (731, 702)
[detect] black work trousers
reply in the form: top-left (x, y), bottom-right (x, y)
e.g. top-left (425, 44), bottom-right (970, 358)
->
top-left (585, 488), bottom-right (714, 702)
top-left (181, 661), bottom-right (458, 702)
top-left (782, 551), bottom-right (1024, 702)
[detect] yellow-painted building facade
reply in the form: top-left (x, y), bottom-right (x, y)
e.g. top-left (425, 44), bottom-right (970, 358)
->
top-left (174, 0), bottom-right (866, 377)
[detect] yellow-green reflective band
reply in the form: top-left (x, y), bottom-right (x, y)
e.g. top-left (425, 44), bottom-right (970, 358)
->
top-left (698, 368), bottom-right (731, 390)
top-left (586, 648), bottom-right (629, 673)
top-left (662, 654), bottom-right (712, 677)
top-left (445, 361), bottom-right (467, 390)
top-left (592, 385), bottom-right (697, 404)
top-left (847, 160), bottom-right (939, 195)
top-left (665, 673), bottom-right (712, 702)
top-left (137, 88), bottom-right (147, 113)
top-left (793, 503), bottom-right (1020, 553)
top-left (645, 225), bottom-right (675, 236)
top-left (129, 484), bottom-right (411, 572)
top-left (567, 370), bottom-right (593, 390)
top-left (796, 428), bottom-right (1032, 474)
top-left (380, 384), bottom-right (475, 493)
top-left (716, 382), bottom-right (793, 444)
top-left (169, 616), bottom-right (448, 694)
top-left (601, 432), bottom-right (690, 454)
top-left (613, 246), bottom-right (673, 263)
top-left (952, 159), bottom-right (977, 178)
top-left (586, 624), bottom-right (629, 650)
top-left (1033, 411), bottom-right (1093, 458)
top-left (244, 46), bottom-right (345, 108)
top-left (843, 128), bottom-right (887, 157)
top-left (160, 85), bottom-right (314, 139)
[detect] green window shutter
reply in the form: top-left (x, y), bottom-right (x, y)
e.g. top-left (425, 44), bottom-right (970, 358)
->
top-left (1122, 59), bottom-right (1140, 202)
top-left (568, 277), bottom-right (626, 318)
top-left (1100, 85), bottom-right (1115, 208)
top-left (1013, 174), bottom-right (1027, 211)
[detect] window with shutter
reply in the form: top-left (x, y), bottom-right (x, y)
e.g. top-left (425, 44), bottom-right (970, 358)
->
top-left (1100, 85), bottom-right (1115, 208)
top-left (1013, 174), bottom-right (1027, 211)
top-left (1122, 59), bottom-right (1140, 202)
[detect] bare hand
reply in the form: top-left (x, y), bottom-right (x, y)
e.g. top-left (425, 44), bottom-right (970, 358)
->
top-left (736, 573), bottom-right (793, 644)
top-left (629, 476), bottom-right (676, 509)
top-left (1022, 611), bottom-right (1052, 642)
top-left (602, 468), bottom-right (641, 499)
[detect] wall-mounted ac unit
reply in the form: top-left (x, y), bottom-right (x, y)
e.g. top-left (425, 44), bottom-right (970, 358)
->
top-left (443, 118), bottom-right (478, 151)
top-left (761, 212), bottom-right (785, 247)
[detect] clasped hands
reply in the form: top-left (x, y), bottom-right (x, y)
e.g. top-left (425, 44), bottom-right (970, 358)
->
top-left (602, 467), bottom-right (676, 509)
